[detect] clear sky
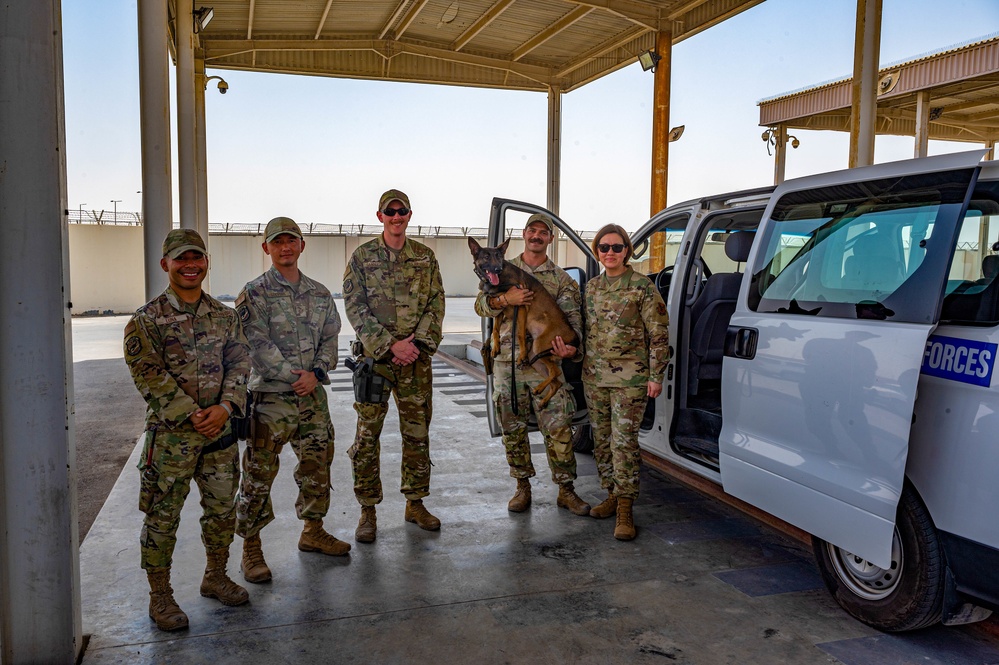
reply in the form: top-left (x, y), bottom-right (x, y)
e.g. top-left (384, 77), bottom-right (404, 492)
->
top-left (62, 0), bottom-right (999, 232)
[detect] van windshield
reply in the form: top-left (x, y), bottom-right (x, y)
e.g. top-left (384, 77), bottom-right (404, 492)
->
top-left (748, 169), bottom-right (976, 323)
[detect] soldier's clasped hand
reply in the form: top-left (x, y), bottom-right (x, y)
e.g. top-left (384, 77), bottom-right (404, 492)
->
top-left (504, 285), bottom-right (534, 306)
top-left (390, 334), bottom-right (420, 366)
top-left (192, 405), bottom-right (229, 440)
top-left (290, 369), bottom-right (319, 396)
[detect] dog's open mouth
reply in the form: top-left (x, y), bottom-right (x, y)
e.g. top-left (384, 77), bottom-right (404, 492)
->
top-left (486, 270), bottom-right (500, 286)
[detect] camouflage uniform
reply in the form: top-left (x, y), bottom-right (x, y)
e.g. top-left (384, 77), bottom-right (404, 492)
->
top-left (343, 235), bottom-right (444, 504)
top-left (234, 266), bottom-right (341, 537)
top-left (582, 266), bottom-right (670, 499)
top-left (474, 255), bottom-right (583, 485)
top-left (124, 287), bottom-right (250, 570)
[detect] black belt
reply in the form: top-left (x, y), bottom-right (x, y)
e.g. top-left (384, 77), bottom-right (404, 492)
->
top-left (202, 431), bottom-right (237, 455)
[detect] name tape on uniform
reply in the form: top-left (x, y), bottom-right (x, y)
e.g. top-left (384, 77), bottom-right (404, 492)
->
top-left (920, 334), bottom-right (997, 387)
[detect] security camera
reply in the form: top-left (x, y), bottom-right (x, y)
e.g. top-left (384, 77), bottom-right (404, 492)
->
top-left (217, 80), bottom-right (228, 94)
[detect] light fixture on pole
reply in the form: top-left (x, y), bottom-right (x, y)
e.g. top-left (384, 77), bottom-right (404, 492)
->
top-left (111, 199), bottom-right (121, 221)
top-left (761, 127), bottom-right (800, 156)
top-left (638, 49), bottom-right (661, 73)
top-left (193, 6), bottom-right (214, 33)
top-left (668, 125), bottom-right (685, 143)
top-left (205, 75), bottom-right (229, 94)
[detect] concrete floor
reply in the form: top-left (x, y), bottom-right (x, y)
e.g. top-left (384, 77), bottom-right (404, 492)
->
top-left (76, 303), bottom-right (999, 664)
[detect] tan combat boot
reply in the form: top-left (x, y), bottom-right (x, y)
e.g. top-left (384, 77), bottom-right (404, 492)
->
top-left (589, 490), bottom-right (617, 519)
top-left (355, 505), bottom-right (377, 543)
top-left (508, 478), bottom-right (532, 512)
top-left (299, 519), bottom-right (352, 556)
top-left (405, 499), bottom-right (441, 531)
top-left (147, 567), bottom-right (189, 631)
top-left (241, 533), bottom-right (271, 583)
top-left (614, 497), bottom-right (637, 541)
top-left (200, 548), bottom-right (250, 606)
top-left (556, 483), bottom-right (591, 516)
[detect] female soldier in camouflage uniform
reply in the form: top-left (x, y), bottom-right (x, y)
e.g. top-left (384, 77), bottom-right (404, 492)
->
top-left (583, 224), bottom-right (670, 540)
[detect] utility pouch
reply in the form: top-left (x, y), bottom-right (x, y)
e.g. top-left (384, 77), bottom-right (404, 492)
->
top-left (346, 356), bottom-right (392, 403)
top-left (231, 390), bottom-right (253, 441)
top-left (350, 339), bottom-right (364, 357)
top-left (481, 339), bottom-right (494, 376)
top-left (138, 428), bottom-right (163, 514)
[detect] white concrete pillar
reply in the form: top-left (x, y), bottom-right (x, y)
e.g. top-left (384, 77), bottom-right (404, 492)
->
top-left (547, 85), bottom-right (562, 264)
top-left (176, 0), bottom-right (199, 233)
top-left (195, 54), bottom-right (210, 239)
top-left (914, 90), bottom-right (931, 158)
top-left (0, 1), bottom-right (83, 661)
top-left (138, 0), bottom-right (174, 300)
top-left (849, 0), bottom-right (882, 168)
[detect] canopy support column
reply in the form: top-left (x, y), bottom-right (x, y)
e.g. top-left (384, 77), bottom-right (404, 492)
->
top-left (547, 84), bottom-right (562, 264)
top-left (649, 29), bottom-right (673, 271)
top-left (849, 0), bottom-right (882, 168)
top-left (914, 90), bottom-right (931, 158)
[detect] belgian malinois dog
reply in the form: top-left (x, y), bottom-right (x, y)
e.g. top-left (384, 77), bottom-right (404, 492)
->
top-left (468, 236), bottom-right (578, 409)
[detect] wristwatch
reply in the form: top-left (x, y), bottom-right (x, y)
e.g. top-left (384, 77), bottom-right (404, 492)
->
top-left (312, 367), bottom-right (327, 382)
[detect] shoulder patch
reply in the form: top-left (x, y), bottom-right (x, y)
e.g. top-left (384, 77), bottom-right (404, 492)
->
top-left (343, 279), bottom-right (354, 295)
top-left (657, 301), bottom-right (667, 316)
top-left (237, 303), bottom-right (250, 324)
top-left (125, 334), bottom-right (143, 359)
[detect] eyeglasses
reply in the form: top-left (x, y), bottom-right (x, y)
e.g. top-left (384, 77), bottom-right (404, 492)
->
top-left (597, 243), bottom-right (626, 254)
top-left (382, 207), bottom-right (410, 217)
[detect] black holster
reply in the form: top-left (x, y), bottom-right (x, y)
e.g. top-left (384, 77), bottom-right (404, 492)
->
top-left (345, 356), bottom-right (392, 403)
top-left (231, 390), bottom-right (253, 441)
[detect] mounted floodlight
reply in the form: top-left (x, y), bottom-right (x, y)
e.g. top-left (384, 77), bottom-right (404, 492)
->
top-left (761, 126), bottom-right (801, 156)
top-left (194, 6), bottom-right (214, 33)
top-left (205, 75), bottom-right (228, 94)
top-left (638, 50), bottom-right (661, 72)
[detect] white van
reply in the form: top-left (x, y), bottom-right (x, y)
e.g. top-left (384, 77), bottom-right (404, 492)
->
top-left (483, 150), bottom-right (999, 632)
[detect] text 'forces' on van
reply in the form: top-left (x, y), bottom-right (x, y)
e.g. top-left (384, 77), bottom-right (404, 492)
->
top-left (484, 149), bottom-right (999, 632)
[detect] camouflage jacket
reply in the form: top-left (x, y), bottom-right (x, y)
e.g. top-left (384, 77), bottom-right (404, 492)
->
top-left (474, 255), bottom-right (583, 363)
top-left (124, 287), bottom-right (250, 434)
top-left (343, 235), bottom-right (445, 360)
top-left (236, 266), bottom-right (341, 393)
top-left (583, 266), bottom-right (671, 387)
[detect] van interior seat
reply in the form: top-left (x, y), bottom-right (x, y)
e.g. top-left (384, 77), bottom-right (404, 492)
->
top-left (687, 231), bottom-right (754, 396)
top-left (842, 232), bottom-right (903, 292)
top-left (942, 253), bottom-right (999, 322)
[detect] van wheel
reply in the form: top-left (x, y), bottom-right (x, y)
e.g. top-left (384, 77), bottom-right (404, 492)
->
top-left (571, 424), bottom-right (593, 453)
top-left (812, 485), bottom-right (944, 632)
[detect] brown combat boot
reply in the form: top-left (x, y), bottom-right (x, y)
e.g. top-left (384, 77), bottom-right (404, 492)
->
top-left (508, 478), bottom-right (532, 512)
top-left (614, 497), bottom-right (637, 541)
top-left (405, 499), bottom-right (441, 531)
top-left (589, 490), bottom-right (617, 519)
top-left (299, 519), bottom-right (352, 556)
top-left (241, 533), bottom-right (271, 583)
top-left (147, 567), bottom-right (189, 631)
top-left (355, 505), bottom-right (377, 543)
top-left (556, 483), bottom-right (591, 516)
top-left (200, 548), bottom-right (250, 606)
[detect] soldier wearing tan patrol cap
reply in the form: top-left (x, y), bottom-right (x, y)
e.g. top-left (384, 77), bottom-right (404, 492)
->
top-left (235, 216), bottom-right (349, 584)
top-left (124, 228), bottom-right (251, 631)
top-left (342, 189), bottom-right (445, 543)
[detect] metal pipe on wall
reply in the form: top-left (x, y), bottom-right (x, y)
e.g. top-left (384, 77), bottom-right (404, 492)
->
top-left (138, 0), bottom-right (174, 301)
top-left (0, 0), bottom-right (83, 661)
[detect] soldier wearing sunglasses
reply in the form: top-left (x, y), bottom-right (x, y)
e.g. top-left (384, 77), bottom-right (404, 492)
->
top-left (342, 189), bottom-right (445, 543)
top-left (584, 224), bottom-right (670, 541)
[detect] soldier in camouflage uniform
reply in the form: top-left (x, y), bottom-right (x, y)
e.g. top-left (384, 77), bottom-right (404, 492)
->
top-left (235, 217), bottom-right (349, 585)
top-left (474, 213), bottom-right (591, 516)
top-left (583, 224), bottom-right (670, 541)
top-left (124, 229), bottom-right (250, 632)
top-left (343, 189), bottom-right (445, 542)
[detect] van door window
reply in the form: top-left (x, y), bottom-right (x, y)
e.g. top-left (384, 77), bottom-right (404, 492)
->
top-left (748, 169), bottom-right (976, 323)
top-left (939, 180), bottom-right (999, 324)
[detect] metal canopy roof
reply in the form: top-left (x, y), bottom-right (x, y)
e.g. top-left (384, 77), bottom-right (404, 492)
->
top-left (758, 34), bottom-right (999, 144)
top-left (176, 0), bottom-right (763, 93)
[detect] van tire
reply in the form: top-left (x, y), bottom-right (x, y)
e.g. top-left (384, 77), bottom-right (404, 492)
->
top-left (812, 484), bottom-right (944, 632)
top-left (571, 424), bottom-right (593, 453)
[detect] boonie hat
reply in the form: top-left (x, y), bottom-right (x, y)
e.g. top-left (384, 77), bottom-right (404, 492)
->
top-left (526, 213), bottom-right (556, 235)
top-left (162, 228), bottom-right (207, 259)
top-left (379, 189), bottom-right (411, 211)
top-left (264, 216), bottom-right (303, 243)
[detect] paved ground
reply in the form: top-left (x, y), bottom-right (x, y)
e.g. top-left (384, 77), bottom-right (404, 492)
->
top-left (73, 299), bottom-right (999, 663)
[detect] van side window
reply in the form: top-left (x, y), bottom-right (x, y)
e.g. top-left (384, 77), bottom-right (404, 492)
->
top-left (939, 180), bottom-right (999, 325)
top-left (747, 169), bottom-right (976, 324)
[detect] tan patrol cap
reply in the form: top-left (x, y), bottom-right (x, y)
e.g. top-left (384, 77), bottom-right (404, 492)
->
top-left (264, 216), bottom-right (303, 243)
top-left (379, 189), bottom-right (411, 210)
top-left (526, 213), bottom-right (556, 235)
top-left (162, 228), bottom-right (207, 259)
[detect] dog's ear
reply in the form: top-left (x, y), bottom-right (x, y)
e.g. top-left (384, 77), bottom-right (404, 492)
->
top-left (468, 237), bottom-right (481, 256)
top-left (499, 237), bottom-right (510, 255)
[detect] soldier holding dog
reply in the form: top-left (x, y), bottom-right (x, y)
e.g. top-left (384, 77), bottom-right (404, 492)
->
top-left (235, 216), bottom-right (349, 585)
top-left (474, 213), bottom-right (591, 516)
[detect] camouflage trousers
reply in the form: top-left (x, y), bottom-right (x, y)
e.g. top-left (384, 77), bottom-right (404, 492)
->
top-left (236, 389), bottom-right (334, 537)
top-left (584, 384), bottom-right (648, 499)
top-left (493, 360), bottom-right (577, 486)
top-left (349, 354), bottom-right (433, 505)
top-left (137, 429), bottom-right (239, 570)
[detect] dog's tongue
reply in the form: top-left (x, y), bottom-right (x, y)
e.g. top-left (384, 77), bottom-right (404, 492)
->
top-left (487, 272), bottom-right (500, 286)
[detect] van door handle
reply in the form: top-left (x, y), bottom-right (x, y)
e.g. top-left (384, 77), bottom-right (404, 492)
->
top-left (724, 326), bottom-right (758, 360)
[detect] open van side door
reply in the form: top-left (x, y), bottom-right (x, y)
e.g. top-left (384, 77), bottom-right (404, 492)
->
top-left (482, 198), bottom-right (599, 437)
top-left (719, 151), bottom-right (985, 568)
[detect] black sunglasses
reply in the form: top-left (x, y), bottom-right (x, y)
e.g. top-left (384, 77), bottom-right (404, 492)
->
top-left (382, 207), bottom-right (410, 217)
top-left (597, 243), bottom-right (626, 254)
